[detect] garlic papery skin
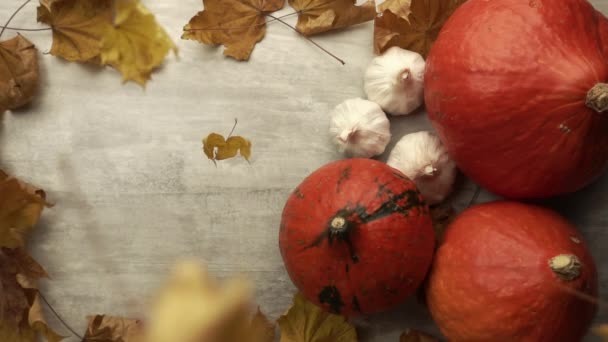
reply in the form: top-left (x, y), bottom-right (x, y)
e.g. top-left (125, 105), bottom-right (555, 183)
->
top-left (364, 47), bottom-right (425, 115)
top-left (329, 98), bottom-right (391, 158)
top-left (387, 131), bottom-right (457, 205)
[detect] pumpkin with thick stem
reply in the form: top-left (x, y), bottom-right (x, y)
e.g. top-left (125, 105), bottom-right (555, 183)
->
top-left (279, 159), bottom-right (435, 316)
top-left (426, 201), bottom-right (598, 342)
top-left (424, 0), bottom-right (608, 198)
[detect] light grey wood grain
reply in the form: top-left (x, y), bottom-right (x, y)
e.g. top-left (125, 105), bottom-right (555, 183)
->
top-left (0, 0), bottom-right (607, 341)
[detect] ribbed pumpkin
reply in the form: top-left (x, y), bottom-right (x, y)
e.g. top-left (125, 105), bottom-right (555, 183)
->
top-left (424, 0), bottom-right (608, 198)
top-left (426, 201), bottom-right (598, 342)
top-left (279, 159), bottom-right (435, 316)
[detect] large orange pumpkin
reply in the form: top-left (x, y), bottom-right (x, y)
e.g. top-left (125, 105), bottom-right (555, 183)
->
top-left (426, 201), bottom-right (598, 342)
top-left (279, 159), bottom-right (435, 316)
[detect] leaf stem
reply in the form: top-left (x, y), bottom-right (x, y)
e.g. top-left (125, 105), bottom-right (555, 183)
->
top-left (39, 291), bottom-right (85, 340)
top-left (228, 118), bottom-right (238, 138)
top-left (0, 26), bottom-right (51, 32)
top-left (184, 11), bottom-right (299, 32)
top-left (0, 0), bottom-right (32, 39)
top-left (266, 14), bottom-right (345, 65)
top-left (466, 185), bottom-right (481, 208)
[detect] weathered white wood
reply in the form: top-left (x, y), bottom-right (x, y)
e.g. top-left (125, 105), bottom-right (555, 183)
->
top-left (0, 0), bottom-right (606, 340)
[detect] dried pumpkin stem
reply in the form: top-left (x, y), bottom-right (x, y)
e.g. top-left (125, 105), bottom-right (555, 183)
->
top-left (330, 216), bottom-right (347, 233)
top-left (549, 254), bottom-right (582, 281)
top-left (585, 83), bottom-right (608, 113)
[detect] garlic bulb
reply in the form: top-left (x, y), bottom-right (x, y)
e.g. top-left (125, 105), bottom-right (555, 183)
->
top-left (329, 98), bottom-right (391, 158)
top-left (364, 47), bottom-right (425, 115)
top-left (387, 131), bottom-right (457, 205)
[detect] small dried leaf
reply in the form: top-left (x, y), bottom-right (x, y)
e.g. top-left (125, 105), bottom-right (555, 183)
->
top-left (430, 204), bottom-right (456, 243)
top-left (146, 260), bottom-right (256, 342)
top-left (400, 329), bottom-right (439, 342)
top-left (83, 315), bottom-right (143, 342)
top-left (277, 293), bottom-right (357, 342)
top-left (0, 247), bottom-right (62, 342)
top-left (289, 0), bottom-right (377, 36)
top-left (0, 35), bottom-right (39, 113)
top-left (182, 0), bottom-right (285, 61)
top-left (203, 133), bottom-right (252, 163)
top-left (378, 0), bottom-right (411, 19)
top-left (374, 0), bottom-right (466, 57)
top-left (100, 1), bottom-right (177, 86)
top-left (37, 0), bottom-right (113, 62)
top-left (0, 171), bottom-right (49, 248)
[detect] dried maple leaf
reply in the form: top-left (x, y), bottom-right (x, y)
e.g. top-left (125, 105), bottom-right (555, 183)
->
top-left (0, 35), bottom-right (39, 113)
top-left (146, 260), bottom-right (267, 342)
top-left (100, 0), bottom-right (177, 86)
top-left (289, 0), bottom-right (377, 36)
top-left (378, 0), bottom-right (411, 19)
top-left (0, 247), bottom-right (62, 342)
top-left (37, 0), bottom-right (112, 62)
top-left (83, 315), bottom-right (143, 342)
top-left (277, 292), bottom-right (357, 342)
top-left (374, 0), bottom-right (466, 57)
top-left (429, 204), bottom-right (456, 243)
top-left (182, 0), bottom-right (285, 61)
top-left (0, 170), bottom-right (49, 248)
top-left (400, 328), bottom-right (439, 342)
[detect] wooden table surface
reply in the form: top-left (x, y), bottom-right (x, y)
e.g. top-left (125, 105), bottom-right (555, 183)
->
top-left (1, 0), bottom-right (607, 340)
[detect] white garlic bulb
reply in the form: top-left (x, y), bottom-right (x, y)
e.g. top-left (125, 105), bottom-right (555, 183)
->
top-left (387, 131), bottom-right (457, 205)
top-left (364, 47), bottom-right (425, 115)
top-left (329, 98), bottom-right (391, 158)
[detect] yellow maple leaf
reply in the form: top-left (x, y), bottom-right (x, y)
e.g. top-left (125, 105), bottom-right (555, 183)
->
top-left (0, 170), bottom-right (49, 248)
top-left (37, 0), bottom-right (112, 62)
top-left (374, 0), bottom-right (466, 57)
top-left (146, 260), bottom-right (277, 342)
top-left (182, 0), bottom-right (285, 61)
top-left (82, 315), bottom-right (143, 342)
top-left (0, 35), bottom-right (39, 113)
top-left (0, 247), bottom-right (62, 342)
top-left (289, 0), bottom-right (377, 36)
top-left (100, 0), bottom-right (177, 86)
top-left (277, 293), bottom-right (357, 342)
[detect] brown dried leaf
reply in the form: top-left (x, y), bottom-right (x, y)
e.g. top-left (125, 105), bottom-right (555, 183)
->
top-left (289, 0), bottom-right (376, 36)
top-left (374, 0), bottom-right (466, 57)
top-left (203, 133), bottom-right (252, 163)
top-left (83, 315), bottom-right (143, 342)
top-left (277, 293), bottom-right (357, 342)
top-left (400, 328), bottom-right (439, 342)
top-left (0, 247), bottom-right (62, 342)
top-left (378, 0), bottom-right (410, 19)
top-left (429, 204), bottom-right (456, 243)
top-left (37, 0), bottom-right (113, 62)
top-left (182, 0), bottom-right (285, 61)
top-left (0, 171), bottom-right (49, 248)
top-left (0, 35), bottom-right (39, 113)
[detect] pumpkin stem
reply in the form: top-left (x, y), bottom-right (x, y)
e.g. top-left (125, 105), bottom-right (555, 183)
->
top-left (330, 216), bottom-right (347, 234)
top-left (549, 254), bottom-right (582, 281)
top-left (585, 83), bottom-right (608, 112)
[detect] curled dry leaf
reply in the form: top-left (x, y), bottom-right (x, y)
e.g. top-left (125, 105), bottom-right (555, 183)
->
top-left (182, 0), bottom-right (285, 61)
top-left (100, 0), bottom-right (177, 86)
top-left (37, 0), bottom-right (175, 85)
top-left (146, 260), bottom-right (273, 342)
top-left (374, 0), bottom-right (466, 57)
top-left (400, 328), bottom-right (439, 342)
top-left (277, 293), bottom-right (357, 342)
top-left (83, 315), bottom-right (143, 342)
top-left (0, 35), bottom-right (39, 113)
top-left (0, 247), bottom-right (62, 342)
top-left (203, 133), bottom-right (252, 163)
top-left (0, 170), bottom-right (49, 248)
top-left (289, 0), bottom-right (377, 36)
